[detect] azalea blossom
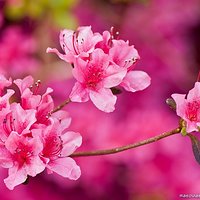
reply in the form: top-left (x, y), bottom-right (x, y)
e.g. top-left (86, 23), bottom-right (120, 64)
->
top-left (47, 26), bottom-right (102, 63)
top-left (70, 48), bottom-right (126, 112)
top-left (172, 82), bottom-right (200, 132)
top-left (33, 119), bottom-right (82, 180)
top-left (3, 131), bottom-right (45, 190)
top-left (47, 26), bottom-right (151, 112)
top-left (14, 76), bottom-right (66, 125)
top-left (0, 74), bottom-right (82, 189)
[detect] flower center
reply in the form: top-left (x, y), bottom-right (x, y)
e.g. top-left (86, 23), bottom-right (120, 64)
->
top-left (14, 144), bottom-right (33, 167)
top-left (85, 65), bottom-right (104, 89)
top-left (186, 101), bottom-right (200, 122)
top-left (42, 135), bottom-right (63, 158)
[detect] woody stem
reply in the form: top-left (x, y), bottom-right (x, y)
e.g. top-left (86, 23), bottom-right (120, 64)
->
top-left (70, 127), bottom-right (181, 157)
top-left (51, 98), bottom-right (71, 114)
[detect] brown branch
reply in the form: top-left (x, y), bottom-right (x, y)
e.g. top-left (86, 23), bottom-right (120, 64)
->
top-left (70, 127), bottom-right (181, 157)
top-left (51, 98), bottom-right (71, 114)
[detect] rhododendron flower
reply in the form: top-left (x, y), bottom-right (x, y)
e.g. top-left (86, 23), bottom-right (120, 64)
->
top-left (47, 26), bottom-right (102, 63)
top-left (14, 76), bottom-right (62, 125)
top-left (34, 119), bottom-right (82, 180)
top-left (172, 82), bottom-right (200, 132)
top-left (0, 74), bottom-right (82, 190)
top-left (3, 131), bottom-right (45, 190)
top-left (0, 103), bottom-right (36, 143)
top-left (70, 48), bottom-right (126, 112)
top-left (108, 39), bottom-right (150, 92)
top-left (47, 26), bottom-right (151, 112)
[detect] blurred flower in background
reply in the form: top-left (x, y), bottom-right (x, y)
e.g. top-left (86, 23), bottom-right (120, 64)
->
top-left (1, 0), bottom-right (200, 199)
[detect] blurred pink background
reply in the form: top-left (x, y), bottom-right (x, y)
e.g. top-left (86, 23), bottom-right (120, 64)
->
top-left (0, 0), bottom-right (200, 199)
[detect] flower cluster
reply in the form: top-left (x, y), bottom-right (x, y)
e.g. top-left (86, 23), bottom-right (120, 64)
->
top-left (172, 82), bottom-right (200, 132)
top-left (47, 26), bottom-right (151, 112)
top-left (0, 75), bottom-right (82, 190)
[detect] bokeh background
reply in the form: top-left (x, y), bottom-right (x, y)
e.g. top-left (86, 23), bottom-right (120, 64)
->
top-left (0, 0), bottom-right (200, 199)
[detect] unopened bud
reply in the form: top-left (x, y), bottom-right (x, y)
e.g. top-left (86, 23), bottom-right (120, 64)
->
top-left (166, 98), bottom-right (176, 111)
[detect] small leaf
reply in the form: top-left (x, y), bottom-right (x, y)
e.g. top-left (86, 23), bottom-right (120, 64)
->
top-left (111, 87), bottom-right (122, 95)
top-left (188, 134), bottom-right (200, 165)
top-left (166, 98), bottom-right (176, 110)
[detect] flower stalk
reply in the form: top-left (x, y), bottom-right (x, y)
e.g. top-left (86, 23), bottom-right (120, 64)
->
top-left (71, 127), bottom-right (181, 157)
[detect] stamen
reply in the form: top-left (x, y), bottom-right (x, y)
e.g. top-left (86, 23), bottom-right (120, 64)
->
top-left (33, 80), bottom-right (41, 95)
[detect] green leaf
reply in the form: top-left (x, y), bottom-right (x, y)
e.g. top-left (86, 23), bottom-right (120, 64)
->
top-left (188, 134), bottom-right (200, 165)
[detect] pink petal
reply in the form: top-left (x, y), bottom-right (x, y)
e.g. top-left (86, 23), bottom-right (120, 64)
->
top-left (25, 156), bottom-right (45, 177)
top-left (59, 29), bottom-right (74, 54)
top-left (171, 93), bottom-right (187, 119)
top-left (70, 82), bottom-right (89, 102)
top-left (51, 110), bottom-right (72, 130)
top-left (47, 157), bottom-right (81, 180)
top-left (187, 82), bottom-right (200, 101)
top-left (103, 65), bottom-right (127, 88)
top-left (120, 70), bottom-right (151, 92)
top-left (0, 146), bottom-right (13, 168)
top-left (72, 58), bottom-right (87, 82)
top-left (21, 88), bottom-right (41, 109)
top-left (186, 121), bottom-right (198, 133)
top-left (77, 26), bottom-right (102, 53)
top-left (5, 131), bottom-right (21, 154)
top-left (96, 30), bottom-right (111, 53)
top-left (4, 165), bottom-right (27, 190)
top-left (46, 47), bottom-right (74, 63)
top-left (11, 103), bottom-right (36, 133)
top-left (61, 131), bottom-right (82, 157)
top-left (89, 88), bottom-right (117, 112)
top-left (90, 48), bottom-right (109, 70)
top-left (0, 75), bottom-right (12, 95)
top-left (14, 76), bottom-right (34, 94)
top-left (0, 89), bottom-right (15, 110)
top-left (109, 40), bottom-right (140, 68)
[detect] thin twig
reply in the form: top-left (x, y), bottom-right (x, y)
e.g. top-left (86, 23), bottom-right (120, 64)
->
top-left (51, 98), bottom-right (71, 114)
top-left (70, 127), bottom-right (181, 157)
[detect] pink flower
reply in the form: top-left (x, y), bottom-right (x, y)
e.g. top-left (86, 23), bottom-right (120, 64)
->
top-left (33, 119), bottom-right (82, 180)
top-left (3, 131), bottom-right (45, 190)
top-left (0, 74), bottom-right (82, 189)
top-left (70, 48), bottom-right (126, 112)
top-left (108, 39), bottom-right (150, 93)
top-left (47, 26), bottom-right (151, 112)
top-left (14, 76), bottom-right (56, 125)
top-left (0, 103), bottom-right (36, 141)
top-left (109, 39), bottom-right (140, 68)
top-left (172, 82), bottom-right (200, 132)
top-left (95, 30), bottom-right (111, 53)
top-left (47, 26), bottom-right (102, 63)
